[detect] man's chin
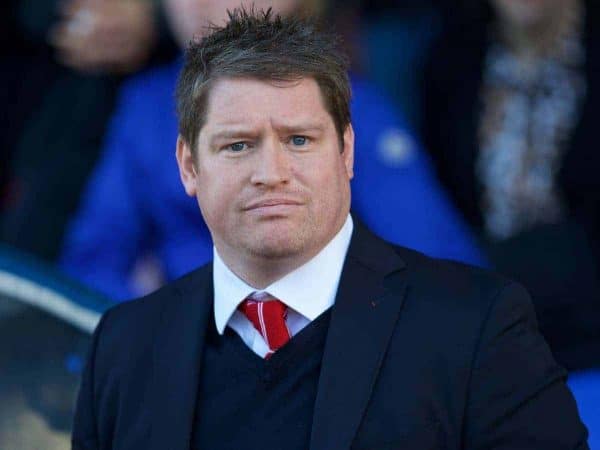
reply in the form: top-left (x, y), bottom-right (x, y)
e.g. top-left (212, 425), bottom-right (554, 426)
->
top-left (242, 228), bottom-right (309, 260)
top-left (246, 239), bottom-right (305, 260)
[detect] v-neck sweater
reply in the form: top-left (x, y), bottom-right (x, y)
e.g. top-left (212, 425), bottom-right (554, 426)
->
top-left (192, 308), bottom-right (332, 450)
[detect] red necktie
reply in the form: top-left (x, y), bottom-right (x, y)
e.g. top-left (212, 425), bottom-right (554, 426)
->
top-left (238, 293), bottom-right (291, 359)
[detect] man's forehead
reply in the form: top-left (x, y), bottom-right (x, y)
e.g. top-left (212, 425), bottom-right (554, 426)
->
top-left (201, 76), bottom-right (333, 131)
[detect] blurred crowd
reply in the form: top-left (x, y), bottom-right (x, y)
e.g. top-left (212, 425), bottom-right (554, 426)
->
top-left (1, 0), bottom-right (599, 372)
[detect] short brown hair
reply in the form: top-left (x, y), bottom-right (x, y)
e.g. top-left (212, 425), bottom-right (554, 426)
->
top-left (175, 7), bottom-right (351, 152)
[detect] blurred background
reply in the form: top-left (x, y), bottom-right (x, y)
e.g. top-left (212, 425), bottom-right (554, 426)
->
top-left (0, 0), bottom-right (598, 448)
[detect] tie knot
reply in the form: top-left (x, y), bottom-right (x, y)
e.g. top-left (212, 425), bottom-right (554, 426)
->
top-left (238, 293), bottom-right (291, 358)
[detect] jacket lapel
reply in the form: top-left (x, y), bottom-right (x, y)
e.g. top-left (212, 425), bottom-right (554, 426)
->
top-left (310, 224), bottom-right (408, 450)
top-left (149, 266), bottom-right (213, 450)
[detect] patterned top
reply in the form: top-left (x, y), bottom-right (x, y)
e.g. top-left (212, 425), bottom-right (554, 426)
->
top-left (477, 2), bottom-right (586, 239)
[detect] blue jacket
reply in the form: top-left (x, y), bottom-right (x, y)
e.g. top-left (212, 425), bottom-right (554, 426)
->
top-left (61, 60), bottom-right (484, 300)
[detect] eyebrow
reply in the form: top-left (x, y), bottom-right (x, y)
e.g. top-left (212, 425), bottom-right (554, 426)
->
top-left (207, 122), bottom-right (327, 146)
top-left (273, 122), bottom-right (326, 135)
top-left (208, 129), bottom-right (259, 146)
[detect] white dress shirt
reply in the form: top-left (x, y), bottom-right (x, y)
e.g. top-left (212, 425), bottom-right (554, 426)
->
top-left (213, 215), bottom-right (353, 357)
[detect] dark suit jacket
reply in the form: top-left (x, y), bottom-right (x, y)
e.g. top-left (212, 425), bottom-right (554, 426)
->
top-left (72, 225), bottom-right (589, 449)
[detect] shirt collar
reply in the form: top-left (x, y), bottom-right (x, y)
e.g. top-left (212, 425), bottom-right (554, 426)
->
top-left (213, 215), bottom-right (353, 334)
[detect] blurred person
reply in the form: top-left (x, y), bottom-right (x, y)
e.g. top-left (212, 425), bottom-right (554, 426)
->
top-left (0, 0), bottom-right (178, 261)
top-left (422, 0), bottom-right (600, 369)
top-left (48, 0), bottom-right (166, 74)
top-left (72, 9), bottom-right (589, 449)
top-left (59, 0), bottom-right (485, 301)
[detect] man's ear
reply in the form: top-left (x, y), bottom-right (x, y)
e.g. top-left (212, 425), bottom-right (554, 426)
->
top-left (341, 124), bottom-right (355, 180)
top-left (176, 135), bottom-right (198, 197)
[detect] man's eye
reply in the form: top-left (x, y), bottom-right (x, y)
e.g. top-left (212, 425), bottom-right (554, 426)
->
top-left (228, 142), bottom-right (247, 152)
top-left (291, 136), bottom-right (308, 146)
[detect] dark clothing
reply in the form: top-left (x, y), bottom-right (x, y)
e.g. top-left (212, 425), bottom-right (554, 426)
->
top-left (0, 0), bottom-right (178, 261)
top-left (72, 224), bottom-right (588, 450)
top-left (2, 71), bottom-right (121, 260)
top-left (422, 0), bottom-right (600, 370)
top-left (193, 311), bottom-right (330, 450)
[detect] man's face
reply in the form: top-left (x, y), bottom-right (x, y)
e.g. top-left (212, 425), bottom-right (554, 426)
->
top-left (490, 0), bottom-right (564, 30)
top-left (177, 77), bottom-right (354, 267)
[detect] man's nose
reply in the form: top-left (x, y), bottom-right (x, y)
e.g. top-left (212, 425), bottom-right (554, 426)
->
top-left (250, 138), bottom-right (292, 186)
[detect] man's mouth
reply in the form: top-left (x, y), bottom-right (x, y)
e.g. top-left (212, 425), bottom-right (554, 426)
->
top-left (243, 198), bottom-right (304, 213)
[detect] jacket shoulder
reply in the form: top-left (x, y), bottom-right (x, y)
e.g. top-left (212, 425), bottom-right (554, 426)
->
top-left (94, 266), bottom-right (210, 361)
top-left (391, 244), bottom-right (518, 313)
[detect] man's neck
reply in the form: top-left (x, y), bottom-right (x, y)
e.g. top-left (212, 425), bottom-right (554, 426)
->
top-left (218, 251), bottom-right (318, 290)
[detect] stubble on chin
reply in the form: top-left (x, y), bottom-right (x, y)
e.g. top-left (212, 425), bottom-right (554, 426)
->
top-left (245, 209), bottom-right (332, 262)
top-left (243, 224), bottom-right (312, 260)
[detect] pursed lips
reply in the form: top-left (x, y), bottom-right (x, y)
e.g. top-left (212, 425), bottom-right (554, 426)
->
top-left (242, 198), bottom-right (304, 211)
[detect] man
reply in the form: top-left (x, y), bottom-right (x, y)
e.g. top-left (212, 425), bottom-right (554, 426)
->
top-left (72, 9), bottom-right (588, 450)
top-left (59, 0), bottom-right (483, 302)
